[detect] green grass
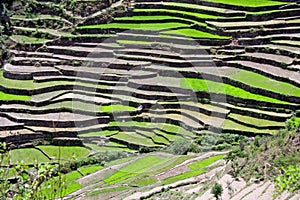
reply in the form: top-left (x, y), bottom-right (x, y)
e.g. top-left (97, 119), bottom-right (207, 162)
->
top-left (0, 72), bottom-right (105, 91)
top-left (104, 141), bottom-right (128, 147)
top-left (157, 123), bottom-right (196, 138)
top-left (165, 2), bottom-right (228, 12)
top-left (136, 130), bottom-right (170, 145)
top-left (188, 155), bottom-right (224, 170)
top-left (7, 148), bottom-right (50, 164)
top-left (162, 155), bottom-right (224, 184)
top-left (203, 0), bottom-right (286, 7)
top-left (100, 104), bottom-right (136, 112)
top-left (154, 130), bottom-right (183, 142)
top-left (104, 155), bottom-right (165, 185)
top-left (228, 113), bottom-right (285, 128)
top-left (0, 71), bottom-right (34, 89)
top-left (37, 146), bottom-right (90, 161)
top-left (230, 70), bottom-right (300, 97)
top-left (79, 130), bottom-right (119, 137)
top-left (78, 22), bottom-right (188, 30)
top-left (134, 9), bottom-right (218, 19)
top-left (222, 119), bottom-right (276, 134)
top-left (78, 165), bottom-right (103, 176)
top-left (129, 176), bottom-right (157, 187)
top-left (109, 120), bottom-right (155, 128)
top-left (105, 157), bottom-right (135, 166)
top-left (112, 132), bottom-right (160, 147)
top-left (114, 15), bottom-right (206, 27)
top-left (86, 186), bottom-right (131, 197)
top-left (85, 143), bottom-right (135, 152)
top-left (115, 15), bottom-right (181, 20)
top-left (10, 35), bottom-right (50, 44)
top-left (0, 91), bottom-right (30, 101)
top-left (161, 28), bottom-right (230, 39)
top-left (181, 78), bottom-right (289, 104)
top-left (117, 40), bottom-right (153, 45)
top-left (41, 171), bottom-right (82, 198)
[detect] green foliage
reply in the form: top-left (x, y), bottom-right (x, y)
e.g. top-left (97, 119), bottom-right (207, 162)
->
top-left (181, 78), bottom-right (288, 104)
top-left (226, 117), bottom-right (300, 195)
top-left (203, 0), bottom-right (285, 7)
top-left (37, 145), bottom-right (90, 162)
top-left (161, 28), bottom-right (230, 39)
top-left (274, 165), bottom-right (300, 197)
top-left (164, 138), bottom-right (191, 155)
top-left (77, 165), bottom-right (103, 176)
top-left (211, 182), bottom-right (223, 200)
top-left (191, 132), bottom-right (245, 153)
top-left (230, 70), bottom-right (300, 97)
top-left (0, 143), bottom-right (65, 199)
top-left (162, 155), bottom-right (224, 185)
top-left (286, 117), bottom-right (300, 131)
top-left (104, 156), bottom-right (163, 185)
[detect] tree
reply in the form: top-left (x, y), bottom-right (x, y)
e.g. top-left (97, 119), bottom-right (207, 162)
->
top-left (211, 182), bottom-right (223, 200)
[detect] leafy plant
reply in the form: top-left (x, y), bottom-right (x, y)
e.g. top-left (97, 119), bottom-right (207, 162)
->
top-left (274, 165), bottom-right (300, 197)
top-left (0, 142), bottom-right (66, 199)
top-left (211, 182), bottom-right (223, 200)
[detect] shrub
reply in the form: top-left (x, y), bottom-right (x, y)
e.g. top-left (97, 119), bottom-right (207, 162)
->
top-left (164, 138), bottom-right (191, 155)
top-left (274, 165), bottom-right (300, 197)
top-left (211, 182), bottom-right (223, 200)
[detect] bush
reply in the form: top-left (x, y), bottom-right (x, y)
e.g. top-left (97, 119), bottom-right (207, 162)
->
top-left (274, 165), bottom-right (300, 197)
top-left (165, 138), bottom-right (191, 155)
top-left (211, 182), bottom-right (223, 200)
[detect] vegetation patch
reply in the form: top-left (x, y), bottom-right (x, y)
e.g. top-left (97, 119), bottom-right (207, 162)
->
top-left (37, 146), bottom-right (90, 161)
top-left (181, 78), bottom-right (288, 104)
top-left (161, 28), bottom-right (230, 39)
top-left (78, 22), bottom-right (188, 30)
top-left (162, 154), bottom-right (224, 185)
top-left (104, 155), bottom-right (165, 185)
top-left (78, 165), bottom-right (103, 176)
top-left (11, 35), bottom-right (50, 44)
top-left (203, 0), bottom-right (286, 7)
top-left (86, 186), bottom-right (131, 197)
top-left (7, 148), bottom-right (50, 164)
top-left (230, 70), bottom-right (300, 97)
top-left (100, 104), bottom-right (136, 112)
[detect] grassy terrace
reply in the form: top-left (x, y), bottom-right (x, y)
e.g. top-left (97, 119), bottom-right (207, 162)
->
top-left (165, 2), bottom-right (234, 13)
top-left (161, 154), bottom-right (224, 185)
top-left (109, 121), bottom-right (195, 138)
top-left (116, 40), bottom-right (153, 45)
top-left (228, 113), bottom-right (285, 128)
top-left (113, 15), bottom-right (207, 27)
top-left (181, 78), bottom-right (289, 104)
top-left (103, 154), bottom-right (195, 186)
top-left (0, 91), bottom-right (30, 101)
top-left (10, 35), bottom-right (51, 44)
top-left (203, 0), bottom-right (286, 7)
top-left (134, 9), bottom-right (218, 19)
top-left (5, 148), bottom-right (50, 164)
top-left (222, 119), bottom-right (276, 134)
top-left (112, 132), bottom-right (161, 147)
top-left (103, 155), bottom-right (164, 185)
top-left (37, 146), bottom-right (90, 161)
top-left (230, 70), bottom-right (300, 97)
top-left (85, 143), bottom-right (135, 152)
top-left (78, 22), bottom-right (189, 30)
top-left (0, 71), bottom-right (109, 91)
top-left (78, 165), bottom-right (103, 176)
top-left (100, 104), bottom-right (136, 112)
top-left (161, 28), bottom-right (230, 39)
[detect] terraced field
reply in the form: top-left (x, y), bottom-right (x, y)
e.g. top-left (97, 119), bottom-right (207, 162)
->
top-left (1, 0), bottom-right (300, 199)
top-left (1, 0), bottom-right (300, 153)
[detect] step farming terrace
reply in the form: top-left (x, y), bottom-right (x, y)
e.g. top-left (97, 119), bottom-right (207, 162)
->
top-left (0, 0), bottom-right (300, 199)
